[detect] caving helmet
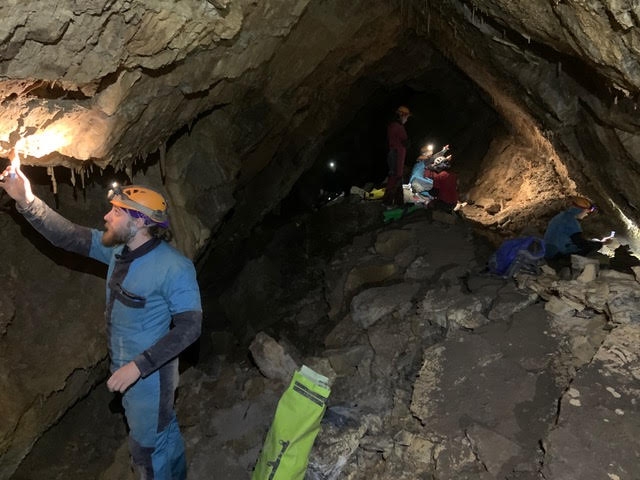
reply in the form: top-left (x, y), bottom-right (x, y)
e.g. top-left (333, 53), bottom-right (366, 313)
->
top-left (421, 144), bottom-right (434, 154)
top-left (432, 156), bottom-right (446, 167)
top-left (396, 105), bottom-right (411, 116)
top-left (572, 196), bottom-right (597, 213)
top-left (108, 183), bottom-right (169, 227)
top-left (430, 155), bottom-right (452, 172)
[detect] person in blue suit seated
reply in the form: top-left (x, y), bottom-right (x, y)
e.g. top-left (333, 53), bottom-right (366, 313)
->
top-left (544, 196), bottom-right (614, 259)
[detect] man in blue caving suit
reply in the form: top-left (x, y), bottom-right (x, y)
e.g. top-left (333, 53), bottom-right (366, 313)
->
top-left (0, 163), bottom-right (202, 480)
top-left (544, 196), bottom-right (612, 260)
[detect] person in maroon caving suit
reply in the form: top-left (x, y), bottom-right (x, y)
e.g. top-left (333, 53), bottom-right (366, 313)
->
top-left (425, 155), bottom-right (458, 213)
top-left (383, 105), bottom-right (411, 207)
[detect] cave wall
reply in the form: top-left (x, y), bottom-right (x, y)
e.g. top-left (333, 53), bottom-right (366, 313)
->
top-left (408, 1), bottom-right (640, 236)
top-left (1, 0), bottom-right (639, 477)
top-left (0, 180), bottom-right (108, 478)
top-left (165, 0), bottom-right (411, 259)
top-left (1, 0), bottom-right (408, 476)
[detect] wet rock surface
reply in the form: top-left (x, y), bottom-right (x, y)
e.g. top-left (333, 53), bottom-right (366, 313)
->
top-left (13, 198), bottom-right (640, 479)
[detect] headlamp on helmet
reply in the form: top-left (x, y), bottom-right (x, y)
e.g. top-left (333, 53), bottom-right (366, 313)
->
top-left (420, 144), bottom-right (434, 154)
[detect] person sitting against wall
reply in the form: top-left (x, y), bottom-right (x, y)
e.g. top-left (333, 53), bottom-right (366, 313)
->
top-left (543, 196), bottom-right (615, 260)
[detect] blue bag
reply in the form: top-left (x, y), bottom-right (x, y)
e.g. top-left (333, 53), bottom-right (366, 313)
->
top-left (488, 236), bottom-right (545, 277)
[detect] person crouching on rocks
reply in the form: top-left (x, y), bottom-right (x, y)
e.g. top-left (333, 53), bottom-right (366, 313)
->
top-left (425, 154), bottom-right (457, 213)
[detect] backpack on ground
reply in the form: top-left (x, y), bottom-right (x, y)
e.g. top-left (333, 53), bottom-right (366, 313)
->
top-left (252, 366), bottom-right (331, 480)
top-left (488, 236), bottom-right (546, 277)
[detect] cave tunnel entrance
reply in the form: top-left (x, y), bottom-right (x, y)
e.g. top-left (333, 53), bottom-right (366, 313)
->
top-left (193, 56), bottom-right (509, 356)
top-left (283, 56), bottom-right (502, 217)
top-left (193, 44), bottom-right (506, 341)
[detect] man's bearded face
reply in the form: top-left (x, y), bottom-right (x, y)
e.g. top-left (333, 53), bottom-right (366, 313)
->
top-left (102, 206), bottom-right (138, 246)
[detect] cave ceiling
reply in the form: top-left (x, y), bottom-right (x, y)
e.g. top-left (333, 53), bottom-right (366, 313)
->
top-left (1, 0), bottom-right (639, 257)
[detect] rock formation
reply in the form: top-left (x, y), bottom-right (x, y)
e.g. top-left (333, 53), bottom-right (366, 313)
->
top-left (1, 0), bottom-right (639, 477)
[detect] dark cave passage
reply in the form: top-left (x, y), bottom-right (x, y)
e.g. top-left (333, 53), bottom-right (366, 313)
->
top-left (284, 52), bottom-right (502, 216)
top-left (194, 56), bottom-right (504, 355)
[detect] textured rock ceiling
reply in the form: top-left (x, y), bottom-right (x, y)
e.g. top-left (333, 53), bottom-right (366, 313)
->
top-left (1, 0), bottom-right (639, 258)
top-left (1, 0), bottom-right (640, 477)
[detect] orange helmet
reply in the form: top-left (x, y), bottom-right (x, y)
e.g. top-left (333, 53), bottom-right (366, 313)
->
top-left (108, 184), bottom-right (169, 225)
top-left (572, 196), bottom-right (596, 212)
top-left (396, 105), bottom-right (411, 116)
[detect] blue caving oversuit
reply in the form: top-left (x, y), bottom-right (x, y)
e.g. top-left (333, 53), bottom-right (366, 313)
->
top-left (543, 206), bottom-right (600, 259)
top-left (18, 197), bottom-right (202, 480)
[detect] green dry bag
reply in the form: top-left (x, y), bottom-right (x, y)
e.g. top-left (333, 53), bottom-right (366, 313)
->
top-left (252, 365), bottom-right (331, 480)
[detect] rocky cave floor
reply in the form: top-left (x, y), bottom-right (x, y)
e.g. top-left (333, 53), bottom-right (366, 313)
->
top-left (12, 194), bottom-right (640, 480)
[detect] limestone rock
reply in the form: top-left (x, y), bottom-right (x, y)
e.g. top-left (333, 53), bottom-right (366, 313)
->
top-left (0, 294), bottom-right (15, 336)
top-left (419, 287), bottom-right (493, 331)
top-left (466, 424), bottom-right (524, 476)
top-left (344, 262), bottom-right (399, 298)
top-left (248, 332), bottom-right (298, 383)
top-left (576, 262), bottom-right (598, 283)
top-left (542, 324), bottom-right (640, 479)
top-left (325, 345), bottom-right (373, 377)
top-left (487, 283), bottom-right (538, 320)
top-left (374, 229), bottom-right (414, 258)
top-left (350, 283), bottom-right (420, 329)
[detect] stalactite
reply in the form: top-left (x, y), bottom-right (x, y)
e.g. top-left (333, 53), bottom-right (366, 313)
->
top-left (70, 168), bottom-right (76, 187)
top-left (159, 142), bottom-right (167, 183)
top-left (557, 61), bottom-right (562, 77)
top-left (492, 36), bottom-right (519, 49)
top-left (81, 168), bottom-right (86, 190)
top-left (47, 166), bottom-right (58, 195)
